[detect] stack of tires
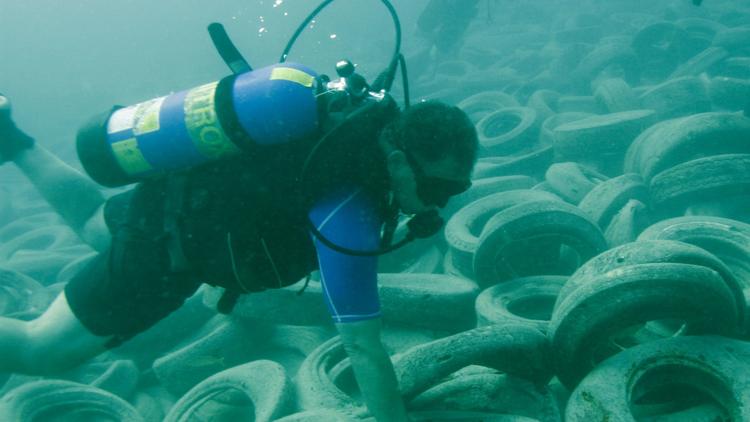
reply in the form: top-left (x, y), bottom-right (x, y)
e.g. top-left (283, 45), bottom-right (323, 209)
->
top-left (2, 0), bottom-right (750, 420)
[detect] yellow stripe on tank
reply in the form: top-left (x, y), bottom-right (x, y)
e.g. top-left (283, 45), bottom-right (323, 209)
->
top-left (184, 81), bottom-right (242, 160)
top-left (111, 138), bottom-right (153, 175)
top-left (270, 67), bottom-right (315, 87)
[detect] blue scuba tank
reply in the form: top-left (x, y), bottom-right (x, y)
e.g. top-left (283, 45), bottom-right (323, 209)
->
top-left (77, 62), bottom-right (319, 187)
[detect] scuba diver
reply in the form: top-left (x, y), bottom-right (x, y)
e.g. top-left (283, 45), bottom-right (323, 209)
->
top-left (0, 5), bottom-right (477, 421)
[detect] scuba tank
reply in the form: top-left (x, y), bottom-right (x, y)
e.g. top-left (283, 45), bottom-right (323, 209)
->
top-left (77, 0), bottom-right (434, 260)
top-left (76, 62), bottom-right (320, 187)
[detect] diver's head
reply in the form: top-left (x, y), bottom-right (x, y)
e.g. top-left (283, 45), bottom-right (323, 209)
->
top-left (381, 100), bottom-right (477, 214)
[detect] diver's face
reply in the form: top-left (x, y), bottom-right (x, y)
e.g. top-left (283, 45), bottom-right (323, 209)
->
top-left (387, 150), bottom-right (472, 215)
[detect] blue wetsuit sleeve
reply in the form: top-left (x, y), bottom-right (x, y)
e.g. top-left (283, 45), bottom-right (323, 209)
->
top-left (308, 186), bottom-right (383, 323)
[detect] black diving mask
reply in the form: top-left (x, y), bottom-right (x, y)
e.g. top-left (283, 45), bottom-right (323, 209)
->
top-left (403, 149), bottom-right (472, 208)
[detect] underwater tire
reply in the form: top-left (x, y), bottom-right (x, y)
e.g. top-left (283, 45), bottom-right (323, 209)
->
top-left (410, 372), bottom-right (561, 422)
top-left (638, 76), bottom-right (711, 120)
top-left (593, 78), bottom-right (640, 113)
top-left (65, 359), bottom-right (140, 400)
top-left (295, 336), bottom-right (361, 414)
top-left (442, 175), bottom-right (536, 225)
top-left (624, 112), bottom-right (750, 182)
top-left (472, 200), bottom-right (607, 287)
top-left (577, 173), bottom-right (649, 230)
top-left (476, 107), bottom-right (539, 156)
top-left (378, 274), bottom-right (480, 332)
top-left (0, 379), bottom-right (144, 421)
top-left (549, 262), bottom-right (739, 390)
top-left (0, 225), bottom-right (79, 261)
top-left (544, 162), bottom-right (609, 205)
top-left (571, 42), bottom-right (640, 89)
top-left (457, 91), bottom-right (520, 124)
top-left (603, 199), bottom-right (651, 248)
top-left (565, 336), bottom-right (750, 421)
top-left (649, 154), bottom-right (750, 212)
top-left (444, 190), bottom-right (561, 279)
top-left (0, 267), bottom-right (49, 319)
top-left (555, 96), bottom-right (601, 114)
top-left (637, 216), bottom-right (750, 291)
top-left (152, 316), bottom-right (260, 396)
top-left (0, 212), bottom-right (60, 243)
top-left (669, 46), bottom-right (729, 79)
top-left (708, 76), bottom-right (750, 111)
top-left (631, 22), bottom-right (691, 80)
top-left (475, 275), bottom-right (567, 334)
top-left (526, 90), bottom-right (561, 123)
top-left (393, 323), bottom-right (554, 401)
top-left (538, 112), bottom-right (592, 145)
top-left (274, 409), bottom-right (355, 422)
top-left (163, 360), bottom-right (293, 422)
top-left (555, 239), bottom-right (746, 327)
top-left (471, 145), bottom-right (554, 179)
top-left (552, 110), bottom-right (656, 167)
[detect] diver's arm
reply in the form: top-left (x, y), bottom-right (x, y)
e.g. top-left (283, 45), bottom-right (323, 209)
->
top-left (337, 318), bottom-right (410, 422)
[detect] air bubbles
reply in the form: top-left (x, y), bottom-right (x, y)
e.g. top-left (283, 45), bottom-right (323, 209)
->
top-left (329, 34), bottom-right (337, 39)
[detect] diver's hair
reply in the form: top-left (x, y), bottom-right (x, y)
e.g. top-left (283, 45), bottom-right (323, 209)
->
top-left (389, 100), bottom-right (478, 171)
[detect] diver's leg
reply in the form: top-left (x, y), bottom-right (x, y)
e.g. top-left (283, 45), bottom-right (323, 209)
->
top-left (13, 145), bottom-right (107, 245)
top-left (1, 94), bottom-right (107, 247)
top-left (0, 291), bottom-right (111, 375)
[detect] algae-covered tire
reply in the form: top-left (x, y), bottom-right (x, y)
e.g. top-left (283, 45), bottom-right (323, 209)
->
top-left (443, 175), bottom-right (536, 218)
top-left (526, 90), bottom-right (561, 123)
top-left (471, 144), bottom-right (554, 179)
top-left (164, 360), bottom-right (292, 422)
top-left (555, 96), bottom-right (601, 114)
top-left (378, 274), bottom-right (480, 332)
top-left (637, 216), bottom-right (750, 290)
top-left (555, 239), bottom-right (746, 328)
top-left (604, 199), bottom-right (651, 247)
top-left (539, 112), bottom-right (592, 145)
top-left (0, 224), bottom-right (78, 261)
top-left (152, 316), bottom-right (261, 396)
top-left (578, 173), bottom-right (649, 229)
top-left (593, 78), bottom-right (640, 113)
top-left (713, 26), bottom-right (750, 54)
top-left (0, 212), bottom-right (60, 243)
top-left (550, 262), bottom-right (739, 389)
top-left (408, 412), bottom-right (538, 422)
top-left (0, 379), bottom-right (144, 421)
top-left (631, 22), bottom-right (692, 80)
top-left (458, 91), bottom-right (520, 124)
top-left (473, 200), bottom-right (607, 287)
top-left (410, 373), bottom-right (561, 422)
top-left (296, 337), bottom-right (360, 413)
top-left (6, 245), bottom-right (92, 286)
top-left (393, 323), bottom-right (554, 400)
top-left (544, 162), bottom-right (609, 205)
top-left (445, 190), bottom-right (560, 279)
top-left (65, 359), bottom-right (140, 400)
top-left (708, 76), bottom-right (750, 111)
top-left (275, 409), bottom-right (355, 422)
top-left (571, 42), bottom-right (640, 88)
top-left (649, 154), bottom-right (750, 212)
top-left (669, 46), bottom-right (729, 79)
top-left (475, 275), bottom-right (566, 333)
top-left (626, 112), bottom-right (750, 181)
top-left (566, 336), bottom-right (750, 421)
top-left (476, 107), bottom-right (539, 156)
top-left (552, 110), bottom-right (655, 165)
top-left (0, 267), bottom-right (49, 319)
top-left (638, 76), bottom-right (711, 120)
